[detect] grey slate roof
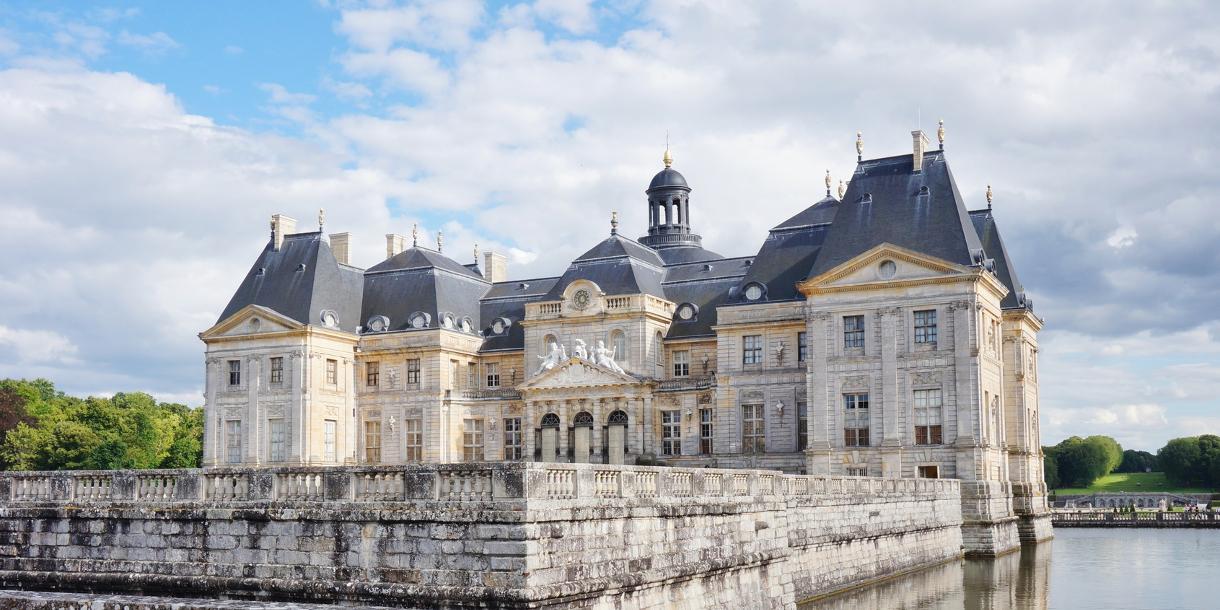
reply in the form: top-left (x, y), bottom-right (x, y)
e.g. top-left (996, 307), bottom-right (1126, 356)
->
top-left (652, 244), bottom-right (725, 265)
top-left (970, 209), bottom-right (1028, 310)
top-left (217, 232), bottom-right (364, 333)
top-left (808, 151), bottom-right (985, 277)
top-left (732, 196), bottom-right (838, 303)
top-left (479, 277), bottom-right (560, 352)
top-left (648, 168), bottom-right (689, 191)
top-left (662, 257), bottom-right (752, 338)
top-left (545, 235), bottom-right (668, 300)
top-left (361, 247), bottom-right (489, 333)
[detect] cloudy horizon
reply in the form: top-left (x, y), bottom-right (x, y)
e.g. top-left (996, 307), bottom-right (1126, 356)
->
top-left (1, 1), bottom-right (1217, 452)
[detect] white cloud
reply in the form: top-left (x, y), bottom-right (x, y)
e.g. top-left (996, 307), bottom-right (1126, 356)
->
top-left (533, 0), bottom-right (596, 34)
top-left (1105, 226), bottom-right (1137, 249)
top-left (0, 326), bottom-right (79, 365)
top-left (116, 30), bottom-right (179, 53)
top-left (259, 82), bottom-right (317, 105)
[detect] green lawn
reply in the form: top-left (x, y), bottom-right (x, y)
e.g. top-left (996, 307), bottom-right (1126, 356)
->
top-left (1055, 472), bottom-right (1216, 495)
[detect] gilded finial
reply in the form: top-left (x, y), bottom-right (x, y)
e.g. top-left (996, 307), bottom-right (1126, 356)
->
top-left (837, 179), bottom-right (846, 200)
top-left (412, 223), bottom-right (418, 247)
top-left (986, 184), bottom-right (993, 209)
top-left (663, 148), bottom-right (673, 169)
top-left (856, 131), bottom-right (863, 162)
top-left (611, 210), bottom-right (619, 235)
top-left (436, 230), bottom-right (443, 253)
top-left (937, 119), bottom-right (945, 150)
top-left (318, 208), bottom-right (325, 231)
top-left (824, 169), bottom-right (832, 197)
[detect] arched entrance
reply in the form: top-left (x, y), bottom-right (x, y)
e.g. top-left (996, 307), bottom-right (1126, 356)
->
top-left (606, 410), bottom-right (629, 465)
top-left (539, 413), bottom-right (560, 463)
top-left (572, 412), bottom-right (594, 463)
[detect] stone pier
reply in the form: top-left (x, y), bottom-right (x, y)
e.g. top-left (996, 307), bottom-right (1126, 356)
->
top-left (0, 464), bottom-right (965, 609)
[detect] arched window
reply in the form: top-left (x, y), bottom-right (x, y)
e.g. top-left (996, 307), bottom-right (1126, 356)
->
top-left (542, 334), bottom-right (558, 352)
top-left (654, 330), bottom-right (664, 376)
top-left (608, 410), bottom-right (629, 425)
top-left (541, 413), bottom-right (560, 428)
top-left (573, 412), bottom-right (593, 427)
top-left (610, 329), bottom-right (627, 363)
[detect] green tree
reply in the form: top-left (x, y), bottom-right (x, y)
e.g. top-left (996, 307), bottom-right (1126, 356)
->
top-left (1043, 453), bottom-right (1060, 489)
top-left (1052, 436), bottom-right (1112, 487)
top-left (1116, 450), bottom-right (1158, 473)
top-left (1085, 435), bottom-right (1123, 475)
top-left (1159, 437), bottom-right (1202, 485)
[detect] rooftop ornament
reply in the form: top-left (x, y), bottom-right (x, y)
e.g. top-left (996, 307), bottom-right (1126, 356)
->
top-left (856, 130), bottom-right (863, 161)
top-left (610, 210), bottom-right (619, 235)
top-left (825, 169), bottom-right (832, 197)
top-left (437, 230), bottom-right (443, 253)
top-left (937, 119), bottom-right (946, 150)
top-left (837, 179), bottom-right (847, 200)
top-left (318, 208), bottom-right (325, 231)
top-left (986, 184), bottom-right (993, 210)
top-left (412, 223), bottom-right (419, 247)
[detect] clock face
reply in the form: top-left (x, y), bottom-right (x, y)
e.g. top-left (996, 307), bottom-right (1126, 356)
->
top-left (572, 289), bottom-right (592, 310)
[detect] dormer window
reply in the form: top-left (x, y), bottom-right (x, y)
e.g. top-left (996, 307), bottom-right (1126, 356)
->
top-left (366, 315), bottom-right (389, 333)
top-left (744, 283), bottom-right (765, 302)
top-left (319, 310), bottom-right (338, 328)
top-left (408, 312), bottom-right (430, 329)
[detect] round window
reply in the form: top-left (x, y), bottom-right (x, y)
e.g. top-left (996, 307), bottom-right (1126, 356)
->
top-left (460, 318), bottom-right (472, 333)
top-left (744, 284), bottom-right (763, 301)
top-left (878, 260), bottom-right (897, 279)
top-left (492, 319), bottom-right (506, 334)
top-left (409, 313), bottom-right (428, 329)
top-left (442, 314), bottom-right (455, 329)
top-left (677, 304), bottom-right (695, 320)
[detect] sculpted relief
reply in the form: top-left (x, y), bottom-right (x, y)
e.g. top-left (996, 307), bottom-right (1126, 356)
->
top-left (534, 338), bottom-right (626, 377)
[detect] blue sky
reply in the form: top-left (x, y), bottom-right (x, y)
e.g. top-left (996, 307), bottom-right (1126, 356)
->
top-left (0, 1), bottom-right (1218, 452)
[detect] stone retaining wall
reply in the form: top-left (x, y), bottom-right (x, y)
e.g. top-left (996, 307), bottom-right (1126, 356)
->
top-left (0, 464), bottom-right (963, 609)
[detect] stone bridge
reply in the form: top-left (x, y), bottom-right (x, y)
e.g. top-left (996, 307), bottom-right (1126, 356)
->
top-left (0, 463), bottom-right (965, 609)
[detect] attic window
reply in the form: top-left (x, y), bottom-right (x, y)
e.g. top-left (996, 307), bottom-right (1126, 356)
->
top-left (743, 282), bottom-right (765, 302)
top-left (744, 260), bottom-right (752, 267)
top-left (256, 268), bottom-right (266, 276)
top-left (518, 282), bottom-right (530, 290)
top-left (703, 264), bottom-right (713, 272)
top-left (860, 193), bottom-right (873, 204)
top-left (296, 263), bottom-right (307, 272)
top-left (319, 310), bottom-right (338, 328)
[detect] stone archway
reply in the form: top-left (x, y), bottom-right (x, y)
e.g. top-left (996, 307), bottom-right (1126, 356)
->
top-left (540, 413), bottom-right (560, 463)
top-left (572, 412), bottom-right (594, 463)
top-left (607, 410), bottom-right (629, 465)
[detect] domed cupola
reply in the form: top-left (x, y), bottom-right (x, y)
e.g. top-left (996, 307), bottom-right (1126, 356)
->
top-left (640, 148), bottom-right (703, 252)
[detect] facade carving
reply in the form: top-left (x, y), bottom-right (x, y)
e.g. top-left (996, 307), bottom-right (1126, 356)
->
top-left (199, 130), bottom-right (1052, 550)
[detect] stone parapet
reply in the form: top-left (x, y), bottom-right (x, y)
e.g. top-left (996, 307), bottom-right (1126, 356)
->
top-left (0, 464), bottom-right (964, 609)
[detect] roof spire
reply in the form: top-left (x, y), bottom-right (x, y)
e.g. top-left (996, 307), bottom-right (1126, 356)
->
top-left (856, 130), bottom-right (863, 162)
top-left (986, 184), bottom-right (993, 210)
top-left (610, 210), bottom-right (619, 235)
top-left (837, 179), bottom-right (846, 200)
top-left (317, 208), bottom-right (325, 231)
top-left (412, 223), bottom-right (418, 247)
top-left (436, 230), bottom-right (443, 253)
top-left (937, 119), bottom-right (945, 150)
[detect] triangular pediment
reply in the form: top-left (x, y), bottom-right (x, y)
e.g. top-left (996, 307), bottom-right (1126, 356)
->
top-left (798, 243), bottom-right (971, 294)
top-left (200, 304), bottom-right (304, 340)
top-left (520, 357), bottom-right (638, 391)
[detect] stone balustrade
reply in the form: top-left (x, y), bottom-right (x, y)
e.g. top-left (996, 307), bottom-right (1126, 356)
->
top-left (1052, 510), bottom-right (1220, 527)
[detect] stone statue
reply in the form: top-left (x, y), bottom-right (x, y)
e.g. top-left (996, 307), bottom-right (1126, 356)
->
top-left (573, 339), bottom-right (589, 361)
top-left (535, 341), bottom-right (566, 375)
top-left (593, 340), bottom-right (625, 374)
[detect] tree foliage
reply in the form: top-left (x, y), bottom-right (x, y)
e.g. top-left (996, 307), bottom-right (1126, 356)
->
top-left (1043, 435), bottom-right (1123, 488)
top-left (0, 379), bottom-right (203, 471)
top-left (1042, 453), bottom-right (1060, 489)
top-left (1116, 449), bottom-right (1158, 473)
top-left (1158, 435), bottom-right (1220, 487)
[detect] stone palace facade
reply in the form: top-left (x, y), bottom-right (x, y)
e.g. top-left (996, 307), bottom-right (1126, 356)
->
top-left (200, 126), bottom-right (1051, 543)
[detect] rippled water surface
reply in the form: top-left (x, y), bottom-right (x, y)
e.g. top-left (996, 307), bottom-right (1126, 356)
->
top-left (801, 528), bottom-right (1218, 610)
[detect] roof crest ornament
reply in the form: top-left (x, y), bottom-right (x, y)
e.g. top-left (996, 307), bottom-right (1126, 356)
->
top-left (986, 184), bottom-right (993, 210)
top-left (610, 210), bottom-right (619, 235)
top-left (837, 179), bottom-right (846, 200)
top-left (825, 169), bottom-right (832, 197)
top-left (412, 223), bottom-right (419, 247)
top-left (473, 242), bottom-right (479, 264)
top-left (436, 230), bottom-right (443, 253)
top-left (937, 119), bottom-right (945, 150)
top-left (856, 130), bottom-right (864, 162)
top-left (318, 208), bottom-right (325, 231)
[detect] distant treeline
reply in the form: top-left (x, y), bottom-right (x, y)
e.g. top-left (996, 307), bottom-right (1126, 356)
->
top-left (0, 379), bottom-right (202, 471)
top-left (1044, 434), bottom-right (1220, 490)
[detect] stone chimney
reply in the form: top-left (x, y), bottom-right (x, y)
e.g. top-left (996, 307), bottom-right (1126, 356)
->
top-left (271, 214), bottom-right (296, 251)
top-left (329, 232), bottom-right (350, 265)
top-left (484, 251), bottom-right (508, 283)
top-left (386, 233), bottom-right (407, 259)
top-left (911, 130), bottom-right (931, 172)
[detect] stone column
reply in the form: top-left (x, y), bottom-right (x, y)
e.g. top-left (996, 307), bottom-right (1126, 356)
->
top-left (245, 355), bottom-right (260, 466)
top-left (879, 308), bottom-right (902, 478)
top-left (557, 399), bottom-right (570, 463)
top-left (806, 312), bottom-right (832, 473)
top-left (203, 357), bottom-right (219, 467)
top-left (523, 401), bottom-right (537, 462)
top-left (952, 300), bottom-right (980, 481)
top-left (591, 397), bottom-right (603, 462)
top-left (642, 395), bottom-right (653, 456)
top-left (290, 351), bottom-right (305, 464)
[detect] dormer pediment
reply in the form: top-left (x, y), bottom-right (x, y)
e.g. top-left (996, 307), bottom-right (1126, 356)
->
top-left (200, 304), bottom-right (304, 340)
top-left (520, 357), bottom-right (638, 391)
top-left (798, 243), bottom-right (972, 295)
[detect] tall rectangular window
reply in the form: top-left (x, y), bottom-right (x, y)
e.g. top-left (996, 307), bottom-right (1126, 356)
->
top-left (325, 359), bottom-right (338, 385)
top-left (798, 332), bottom-right (808, 363)
top-left (742, 404), bottom-right (765, 453)
top-left (914, 310), bottom-right (938, 344)
top-left (661, 410), bottom-right (681, 456)
top-left (407, 358), bottom-right (420, 385)
top-left (914, 389), bottom-right (944, 445)
top-left (225, 420), bottom-right (241, 463)
top-left (797, 401), bottom-right (808, 451)
top-left (844, 315), bottom-right (865, 349)
top-left (843, 393), bottom-right (870, 447)
top-left (404, 418), bottom-right (422, 462)
top-left (742, 335), bottom-right (763, 365)
top-left (227, 360), bottom-right (241, 386)
top-left (467, 363), bottom-right (477, 389)
top-left (364, 420), bottom-right (381, 463)
top-left (366, 361), bottom-right (380, 387)
top-left (503, 417), bottom-right (522, 460)
top-left (324, 420), bottom-right (337, 462)
top-left (700, 408), bottom-right (714, 454)
top-left (463, 419), bottom-right (484, 461)
top-left (673, 350), bottom-right (690, 377)
top-left (450, 360), bottom-right (459, 389)
top-left (486, 362), bottom-right (500, 388)
top-left (269, 357), bottom-right (283, 385)
top-left (268, 419), bottom-right (285, 462)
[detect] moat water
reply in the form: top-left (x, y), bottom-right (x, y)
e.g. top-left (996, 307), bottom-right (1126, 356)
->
top-left (801, 528), bottom-right (1217, 610)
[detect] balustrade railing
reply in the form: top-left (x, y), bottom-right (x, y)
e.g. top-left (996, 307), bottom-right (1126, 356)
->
top-left (460, 388), bottom-right (523, 400)
top-left (655, 375), bottom-right (716, 392)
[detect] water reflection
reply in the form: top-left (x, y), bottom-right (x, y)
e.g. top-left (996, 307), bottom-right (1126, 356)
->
top-left (801, 541), bottom-right (1052, 610)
